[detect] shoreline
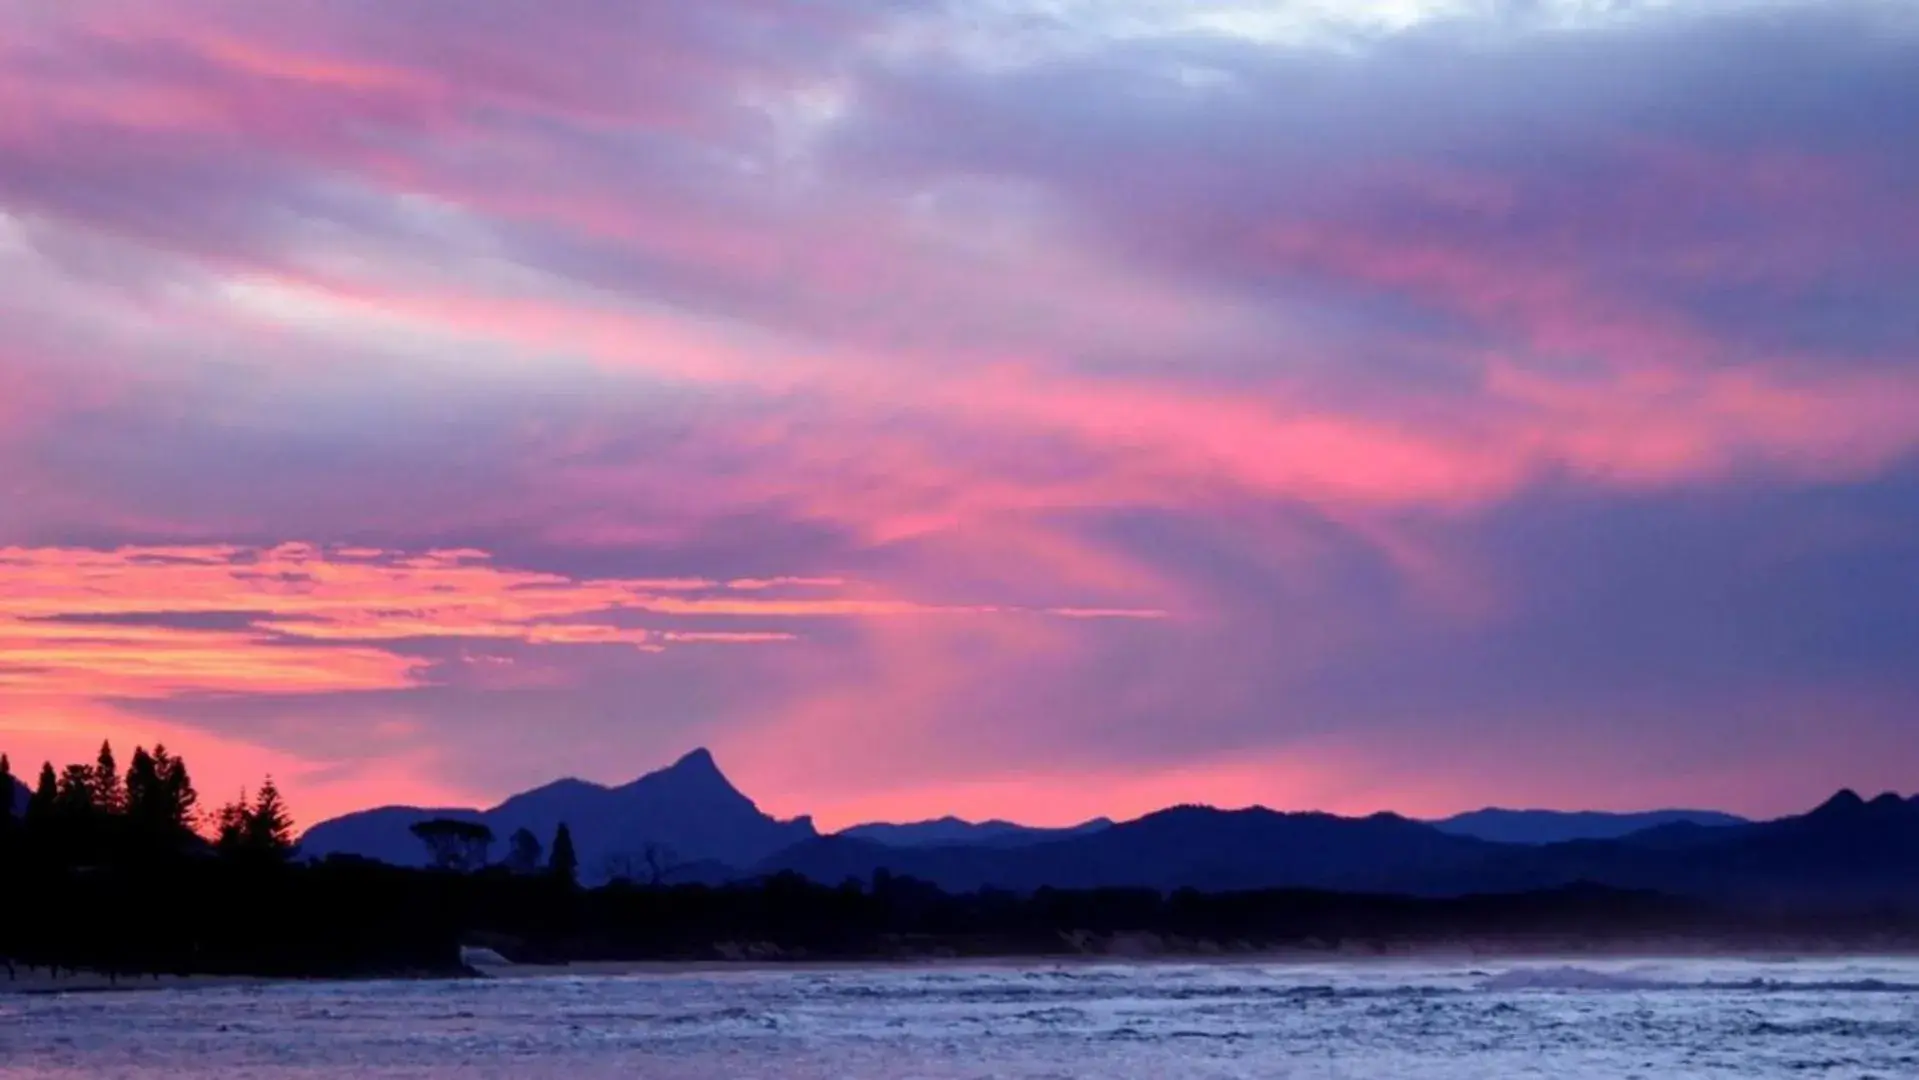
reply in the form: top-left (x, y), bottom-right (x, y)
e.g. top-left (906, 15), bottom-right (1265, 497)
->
top-left (0, 970), bottom-right (283, 995)
top-left (474, 943), bottom-right (1919, 979)
top-left (12, 939), bottom-right (1919, 995)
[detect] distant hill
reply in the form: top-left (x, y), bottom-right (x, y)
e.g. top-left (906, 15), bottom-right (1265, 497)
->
top-left (299, 749), bottom-right (815, 884)
top-left (1431, 808), bottom-right (1747, 845)
top-left (1392, 790), bottom-right (1919, 904)
top-left (760, 791), bottom-right (1919, 905)
top-left (763, 806), bottom-right (1501, 893)
top-left (7, 776), bottom-right (26, 816)
top-left (838, 816), bottom-right (1113, 848)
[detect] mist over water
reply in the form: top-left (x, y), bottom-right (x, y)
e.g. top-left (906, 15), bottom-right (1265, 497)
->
top-left (5, 958), bottom-right (1918, 1079)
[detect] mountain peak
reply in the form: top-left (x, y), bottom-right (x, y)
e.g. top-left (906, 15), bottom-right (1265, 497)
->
top-left (670, 747), bottom-right (720, 774)
top-left (1811, 789), bottom-right (1866, 816)
top-left (632, 747), bottom-right (744, 800)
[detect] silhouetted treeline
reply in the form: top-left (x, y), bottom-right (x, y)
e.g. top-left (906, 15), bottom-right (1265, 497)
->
top-left (0, 742), bottom-right (320, 977)
top-left (10, 741), bottom-right (1919, 981)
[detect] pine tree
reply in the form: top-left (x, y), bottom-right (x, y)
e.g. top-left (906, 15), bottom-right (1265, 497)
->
top-left (215, 778), bottom-right (296, 861)
top-left (125, 747), bottom-right (159, 824)
top-left (0, 752), bottom-right (14, 832)
top-left (27, 762), bottom-right (56, 828)
top-left (91, 740), bottom-right (123, 815)
top-left (0, 754), bottom-right (15, 861)
top-left (214, 791), bottom-right (250, 854)
top-left (0, 754), bottom-right (10, 899)
top-left (549, 821), bottom-right (579, 885)
top-left (153, 746), bottom-right (199, 835)
top-left (57, 764), bottom-right (97, 815)
top-left (247, 776), bottom-right (294, 857)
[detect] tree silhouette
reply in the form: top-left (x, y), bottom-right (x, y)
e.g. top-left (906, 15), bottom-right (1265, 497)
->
top-left (27, 762), bottom-right (56, 829)
top-left (0, 753), bottom-right (14, 833)
top-left (124, 747), bottom-right (160, 833)
top-left (410, 819), bottom-right (495, 872)
top-left (549, 822), bottom-right (579, 885)
top-left (154, 745), bottom-right (199, 835)
top-left (0, 753), bottom-right (14, 869)
top-left (214, 791), bottom-right (250, 854)
top-left (212, 778), bottom-right (294, 862)
top-left (505, 827), bottom-right (544, 874)
top-left (247, 777), bottom-right (294, 858)
top-left (56, 765), bottom-right (97, 817)
top-left (91, 740), bottom-right (123, 815)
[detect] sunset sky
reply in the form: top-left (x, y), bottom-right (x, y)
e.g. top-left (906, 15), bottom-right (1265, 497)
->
top-left (2, 0), bottom-right (1916, 832)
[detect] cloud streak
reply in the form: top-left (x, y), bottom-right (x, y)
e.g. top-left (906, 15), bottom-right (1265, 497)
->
top-left (0, 543), bottom-right (1160, 699)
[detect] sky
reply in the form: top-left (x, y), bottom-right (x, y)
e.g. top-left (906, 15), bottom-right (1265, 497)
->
top-left (2, 0), bottom-right (1917, 832)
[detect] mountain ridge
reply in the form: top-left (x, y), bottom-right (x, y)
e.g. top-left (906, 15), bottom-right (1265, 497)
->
top-left (761, 791), bottom-right (1919, 902)
top-left (296, 748), bottom-right (1917, 906)
top-left (298, 748), bottom-right (815, 883)
top-left (838, 815), bottom-right (1114, 848)
top-left (1429, 807), bottom-right (1747, 845)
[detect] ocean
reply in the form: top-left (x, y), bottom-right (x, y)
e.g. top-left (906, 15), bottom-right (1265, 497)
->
top-left (4, 957), bottom-right (1917, 1078)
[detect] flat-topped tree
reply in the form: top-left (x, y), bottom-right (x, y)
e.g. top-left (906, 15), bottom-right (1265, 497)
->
top-left (411, 818), bottom-right (495, 873)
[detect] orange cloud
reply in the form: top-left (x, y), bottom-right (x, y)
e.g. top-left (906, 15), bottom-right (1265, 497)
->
top-left (0, 542), bottom-right (1167, 701)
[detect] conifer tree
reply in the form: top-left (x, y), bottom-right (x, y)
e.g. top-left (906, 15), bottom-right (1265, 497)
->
top-left (0, 752), bottom-right (14, 832)
top-left (214, 778), bottom-right (296, 861)
top-left (57, 764), bottom-right (97, 815)
top-left (549, 821), bottom-right (579, 885)
top-left (91, 740), bottom-right (123, 815)
top-left (247, 776), bottom-right (294, 857)
top-left (0, 754), bottom-right (15, 863)
top-left (125, 747), bottom-right (159, 824)
top-left (214, 790), bottom-right (250, 854)
top-left (154, 745), bottom-right (199, 834)
top-left (27, 762), bottom-right (57, 828)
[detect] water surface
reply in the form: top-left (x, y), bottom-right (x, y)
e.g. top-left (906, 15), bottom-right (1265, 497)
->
top-left (5, 957), bottom-right (1917, 1078)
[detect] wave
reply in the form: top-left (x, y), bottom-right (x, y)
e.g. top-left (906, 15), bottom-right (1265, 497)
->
top-left (1716, 978), bottom-right (1919, 994)
top-left (1479, 966), bottom-right (1673, 992)
top-left (1480, 965), bottom-right (1919, 994)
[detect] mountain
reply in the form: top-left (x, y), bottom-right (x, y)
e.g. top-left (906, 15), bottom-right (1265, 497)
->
top-left (761, 805), bottom-right (1502, 893)
top-left (1398, 790), bottom-right (1919, 904)
top-left (299, 749), bottom-right (815, 883)
top-left (761, 790), bottom-right (1919, 905)
top-left (1432, 808), bottom-right (1747, 845)
top-left (7, 776), bottom-right (26, 816)
top-left (298, 749), bottom-right (1919, 909)
top-left (838, 816), bottom-right (1113, 848)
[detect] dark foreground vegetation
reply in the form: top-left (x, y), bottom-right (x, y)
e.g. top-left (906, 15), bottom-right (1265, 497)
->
top-left (7, 743), bottom-right (1919, 982)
